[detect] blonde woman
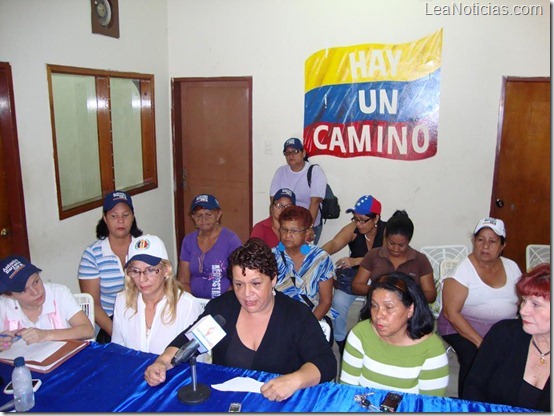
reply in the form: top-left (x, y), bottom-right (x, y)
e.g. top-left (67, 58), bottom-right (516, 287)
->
top-left (112, 235), bottom-right (202, 354)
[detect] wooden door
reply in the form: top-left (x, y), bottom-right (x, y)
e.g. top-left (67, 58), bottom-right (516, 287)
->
top-left (172, 77), bottom-right (252, 252)
top-left (0, 62), bottom-right (30, 258)
top-left (490, 77), bottom-right (550, 271)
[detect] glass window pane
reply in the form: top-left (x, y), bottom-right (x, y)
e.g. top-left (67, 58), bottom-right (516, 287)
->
top-left (110, 78), bottom-right (144, 189)
top-left (51, 74), bottom-right (102, 208)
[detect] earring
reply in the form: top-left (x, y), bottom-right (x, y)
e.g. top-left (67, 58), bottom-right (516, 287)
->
top-left (277, 242), bottom-right (285, 252)
top-left (300, 244), bottom-right (310, 255)
top-left (272, 288), bottom-right (276, 296)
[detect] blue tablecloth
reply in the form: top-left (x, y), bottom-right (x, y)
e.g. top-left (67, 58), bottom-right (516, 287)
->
top-left (0, 342), bottom-right (535, 412)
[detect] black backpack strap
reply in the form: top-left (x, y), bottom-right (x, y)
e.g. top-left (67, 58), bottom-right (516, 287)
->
top-left (307, 164), bottom-right (316, 187)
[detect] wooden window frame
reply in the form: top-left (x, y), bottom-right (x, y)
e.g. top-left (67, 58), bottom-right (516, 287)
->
top-left (47, 64), bottom-right (157, 219)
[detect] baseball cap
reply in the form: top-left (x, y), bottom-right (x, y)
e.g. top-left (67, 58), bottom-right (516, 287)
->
top-left (345, 195), bottom-right (382, 216)
top-left (0, 256), bottom-right (42, 294)
top-left (125, 235), bottom-right (169, 268)
top-left (473, 217), bottom-right (506, 238)
top-left (103, 191), bottom-right (134, 212)
top-left (283, 138), bottom-right (304, 152)
top-left (273, 188), bottom-right (296, 205)
top-left (190, 194), bottom-right (221, 212)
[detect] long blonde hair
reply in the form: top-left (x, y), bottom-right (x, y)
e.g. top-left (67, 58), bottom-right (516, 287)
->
top-left (124, 259), bottom-right (184, 325)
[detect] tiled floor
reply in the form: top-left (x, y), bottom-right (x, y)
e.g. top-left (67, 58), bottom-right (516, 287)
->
top-left (335, 299), bottom-right (460, 398)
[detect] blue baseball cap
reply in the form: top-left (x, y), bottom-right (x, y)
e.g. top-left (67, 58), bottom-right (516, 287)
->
top-left (283, 138), bottom-right (304, 152)
top-left (346, 195), bottom-right (382, 216)
top-left (0, 256), bottom-right (42, 293)
top-left (103, 191), bottom-right (134, 212)
top-left (190, 194), bottom-right (221, 212)
top-left (273, 188), bottom-right (296, 205)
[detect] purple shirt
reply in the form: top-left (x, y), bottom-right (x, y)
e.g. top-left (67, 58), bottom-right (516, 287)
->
top-left (180, 227), bottom-right (242, 299)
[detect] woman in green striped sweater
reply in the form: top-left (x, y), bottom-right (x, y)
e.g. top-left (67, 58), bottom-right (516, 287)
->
top-left (340, 272), bottom-right (449, 396)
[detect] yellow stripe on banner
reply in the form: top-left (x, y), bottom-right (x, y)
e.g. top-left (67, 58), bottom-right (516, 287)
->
top-left (305, 29), bottom-right (443, 91)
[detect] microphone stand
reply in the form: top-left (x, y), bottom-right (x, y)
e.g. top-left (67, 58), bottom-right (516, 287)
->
top-left (177, 355), bottom-right (211, 404)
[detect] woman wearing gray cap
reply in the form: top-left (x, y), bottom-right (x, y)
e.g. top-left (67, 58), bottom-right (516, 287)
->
top-left (0, 256), bottom-right (94, 349)
top-left (438, 217), bottom-right (521, 397)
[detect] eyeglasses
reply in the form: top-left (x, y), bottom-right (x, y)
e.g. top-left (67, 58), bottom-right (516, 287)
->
top-left (127, 267), bottom-right (161, 279)
top-left (273, 202), bottom-right (292, 210)
top-left (192, 212), bottom-right (215, 221)
top-left (278, 227), bottom-right (307, 235)
top-left (283, 149), bottom-right (301, 156)
top-left (351, 216), bottom-right (375, 224)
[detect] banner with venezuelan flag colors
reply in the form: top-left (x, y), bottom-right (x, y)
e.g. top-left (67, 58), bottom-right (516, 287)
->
top-left (303, 29), bottom-right (442, 161)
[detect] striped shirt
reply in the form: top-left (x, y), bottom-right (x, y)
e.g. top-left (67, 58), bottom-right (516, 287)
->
top-left (340, 320), bottom-right (449, 396)
top-left (273, 244), bottom-right (337, 320)
top-left (78, 238), bottom-right (133, 316)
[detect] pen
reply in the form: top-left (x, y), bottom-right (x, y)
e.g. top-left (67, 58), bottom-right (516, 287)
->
top-left (0, 334), bottom-right (21, 342)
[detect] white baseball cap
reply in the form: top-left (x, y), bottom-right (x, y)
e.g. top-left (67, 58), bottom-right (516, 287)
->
top-left (473, 217), bottom-right (506, 238)
top-left (125, 235), bottom-right (168, 267)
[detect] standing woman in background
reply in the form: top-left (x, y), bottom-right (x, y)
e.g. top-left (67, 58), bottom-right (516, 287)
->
top-left (78, 191), bottom-right (143, 343)
top-left (177, 194), bottom-right (242, 300)
top-left (321, 195), bottom-right (386, 354)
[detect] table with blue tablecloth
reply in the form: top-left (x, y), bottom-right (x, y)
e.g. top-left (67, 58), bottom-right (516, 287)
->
top-left (0, 342), bottom-right (535, 412)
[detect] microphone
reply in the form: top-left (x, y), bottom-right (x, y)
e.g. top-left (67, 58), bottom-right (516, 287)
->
top-left (172, 314), bottom-right (226, 366)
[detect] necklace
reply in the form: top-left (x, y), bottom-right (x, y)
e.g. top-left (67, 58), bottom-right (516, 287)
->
top-left (364, 234), bottom-right (372, 242)
top-left (532, 338), bottom-right (550, 364)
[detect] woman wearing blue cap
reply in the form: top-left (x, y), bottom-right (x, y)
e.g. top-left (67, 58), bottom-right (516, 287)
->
top-left (78, 191), bottom-right (143, 343)
top-left (0, 256), bottom-right (94, 349)
top-left (250, 188), bottom-right (296, 248)
top-left (177, 194), bottom-right (241, 300)
top-left (321, 195), bottom-right (386, 354)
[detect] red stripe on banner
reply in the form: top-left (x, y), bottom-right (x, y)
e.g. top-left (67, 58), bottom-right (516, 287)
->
top-left (303, 117), bottom-right (438, 161)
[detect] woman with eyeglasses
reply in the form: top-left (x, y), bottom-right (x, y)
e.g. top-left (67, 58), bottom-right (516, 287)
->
top-left (250, 188), bottom-right (296, 248)
top-left (112, 235), bottom-right (203, 354)
top-left (340, 272), bottom-right (449, 396)
top-left (320, 195), bottom-right (386, 354)
top-left (176, 194), bottom-right (242, 300)
top-left (351, 210), bottom-right (436, 303)
top-left (273, 206), bottom-right (336, 337)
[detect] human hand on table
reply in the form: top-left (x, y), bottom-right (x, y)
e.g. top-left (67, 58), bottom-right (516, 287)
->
top-left (0, 330), bottom-right (18, 351)
top-left (260, 373), bottom-right (300, 402)
top-left (144, 361), bottom-right (168, 386)
top-left (17, 328), bottom-right (49, 344)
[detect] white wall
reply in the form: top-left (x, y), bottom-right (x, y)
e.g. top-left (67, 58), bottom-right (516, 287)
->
top-left (0, 0), bottom-right (173, 291)
top-left (167, 0), bottom-right (549, 260)
top-left (0, 0), bottom-right (549, 291)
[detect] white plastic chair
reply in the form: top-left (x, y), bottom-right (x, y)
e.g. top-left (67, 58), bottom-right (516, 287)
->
top-left (319, 319), bottom-right (332, 342)
top-left (196, 297), bottom-right (210, 311)
top-left (525, 244), bottom-right (550, 271)
top-left (420, 245), bottom-right (469, 318)
top-left (74, 293), bottom-right (96, 341)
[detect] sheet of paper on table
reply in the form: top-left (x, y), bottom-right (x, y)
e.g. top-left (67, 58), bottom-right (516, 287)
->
top-left (212, 376), bottom-right (264, 393)
top-left (0, 340), bottom-right (66, 362)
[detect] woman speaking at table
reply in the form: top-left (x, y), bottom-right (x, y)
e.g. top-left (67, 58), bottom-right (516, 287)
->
top-left (144, 238), bottom-right (336, 401)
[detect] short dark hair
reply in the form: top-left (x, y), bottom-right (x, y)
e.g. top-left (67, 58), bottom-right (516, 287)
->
top-left (278, 205), bottom-right (312, 229)
top-left (384, 210), bottom-right (414, 241)
top-left (96, 217), bottom-right (143, 240)
top-left (360, 271), bottom-right (434, 339)
top-left (517, 263), bottom-right (550, 301)
top-left (227, 238), bottom-right (278, 281)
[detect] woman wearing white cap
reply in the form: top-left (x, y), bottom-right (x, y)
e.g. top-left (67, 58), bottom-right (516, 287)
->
top-left (112, 235), bottom-right (203, 354)
top-left (438, 217), bottom-right (521, 397)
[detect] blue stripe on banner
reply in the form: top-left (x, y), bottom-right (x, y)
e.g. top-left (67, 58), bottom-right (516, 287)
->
top-left (304, 69), bottom-right (440, 125)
